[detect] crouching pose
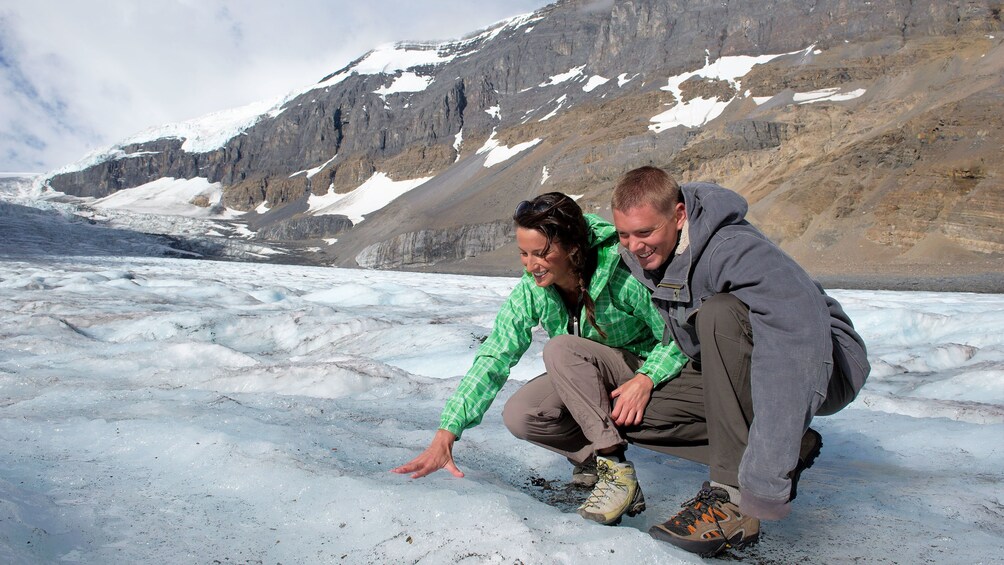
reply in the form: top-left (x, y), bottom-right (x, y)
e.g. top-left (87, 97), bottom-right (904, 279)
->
top-left (394, 192), bottom-right (689, 526)
top-left (611, 167), bottom-right (870, 556)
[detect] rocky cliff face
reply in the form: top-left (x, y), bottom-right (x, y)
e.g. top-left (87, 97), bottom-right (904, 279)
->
top-left (255, 215), bottom-right (353, 241)
top-left (356, 220), bottom-right (514, 269)
top-left (43, 0), bottom-right (1004, 277)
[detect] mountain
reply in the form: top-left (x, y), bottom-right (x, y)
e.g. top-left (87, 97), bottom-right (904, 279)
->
top-left (40, 0), bottom-right (1004, 281)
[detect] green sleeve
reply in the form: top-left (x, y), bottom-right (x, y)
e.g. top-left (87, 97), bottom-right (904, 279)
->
top-left (439, 280), bottom-right (538, 439)
top-left (638, 335), bottom-right (687, 387)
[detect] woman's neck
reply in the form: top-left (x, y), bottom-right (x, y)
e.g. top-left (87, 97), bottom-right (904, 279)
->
top-left (555, 282), bottom-right (579, 307)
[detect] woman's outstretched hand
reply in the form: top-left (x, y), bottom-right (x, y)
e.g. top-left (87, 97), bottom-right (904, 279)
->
top-left (392, 429), bottom-right (464, 479)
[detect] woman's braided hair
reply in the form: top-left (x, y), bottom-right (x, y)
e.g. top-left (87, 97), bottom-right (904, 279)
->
top-left (513, 192), bottom-right (606, 339)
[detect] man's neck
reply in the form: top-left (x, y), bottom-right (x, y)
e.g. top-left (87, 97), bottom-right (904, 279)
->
top-left (646, 259), bottom-right (670, 281)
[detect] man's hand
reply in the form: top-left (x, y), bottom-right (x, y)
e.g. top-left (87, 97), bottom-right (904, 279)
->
top-left (391, 429), bottom-right (464, 479)
top-left (610, 373), bottom-right (654, 426)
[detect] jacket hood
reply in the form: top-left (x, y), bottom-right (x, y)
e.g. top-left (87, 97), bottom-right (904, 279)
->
top-left (678, 182), bottom-right (749, 262)
top-left (585, 213), bottom-right (619, 297)
top-left (585, 213), bottom-right (617, 249)
top-left (658, 182), bottom-right (749, 300)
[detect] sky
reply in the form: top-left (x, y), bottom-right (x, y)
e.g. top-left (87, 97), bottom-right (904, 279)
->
top-left (2, 176), bottom-right (1004, 563)
top-left (0, 0), bottom-right (551, 174)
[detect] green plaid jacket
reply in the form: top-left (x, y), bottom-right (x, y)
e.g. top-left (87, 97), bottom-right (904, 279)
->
top-left (440, 214), bottom-right (687, 439)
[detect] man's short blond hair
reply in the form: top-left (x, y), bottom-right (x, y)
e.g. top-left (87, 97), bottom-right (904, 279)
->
top-left (611, 166), bottom-right (681, 215)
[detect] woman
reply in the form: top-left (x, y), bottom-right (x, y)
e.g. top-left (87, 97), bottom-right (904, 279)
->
top-left (392, 192), bottom-right (687, 526)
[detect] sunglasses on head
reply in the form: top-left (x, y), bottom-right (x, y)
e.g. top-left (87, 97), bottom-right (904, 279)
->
top-left (514, 197), bottom-right (565, 219)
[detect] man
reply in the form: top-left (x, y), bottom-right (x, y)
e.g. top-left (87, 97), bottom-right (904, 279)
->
top-left (610, 166), bottom-right (870, 557)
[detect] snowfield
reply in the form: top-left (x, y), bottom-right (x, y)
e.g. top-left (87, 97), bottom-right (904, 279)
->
top-left (1, 194), bottom-right (1002, 563)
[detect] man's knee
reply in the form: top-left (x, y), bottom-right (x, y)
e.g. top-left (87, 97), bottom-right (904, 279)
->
top-left (699, 293), bottom-right (748, 322)
top-left (697, 294), bottom-right (751, 339)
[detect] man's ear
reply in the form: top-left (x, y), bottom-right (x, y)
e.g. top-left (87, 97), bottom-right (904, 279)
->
top-left (674, 202), bottom-right (687, 229)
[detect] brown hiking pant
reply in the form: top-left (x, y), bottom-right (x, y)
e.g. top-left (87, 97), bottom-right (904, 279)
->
top-left (504, 294), bottom-right (851, 488)
top-left (502, 333), bottom-right (709, 467)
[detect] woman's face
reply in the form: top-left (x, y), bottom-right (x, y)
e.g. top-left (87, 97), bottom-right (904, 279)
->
top-left (516, 227), bottom-right (577, 292)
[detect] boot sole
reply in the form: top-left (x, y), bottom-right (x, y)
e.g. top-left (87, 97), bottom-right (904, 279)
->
top-left (649, 523), bottom-right (759, 557)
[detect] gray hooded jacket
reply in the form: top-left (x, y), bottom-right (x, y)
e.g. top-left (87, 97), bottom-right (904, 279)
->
top-left (619, 182), bottom-right (870, 519)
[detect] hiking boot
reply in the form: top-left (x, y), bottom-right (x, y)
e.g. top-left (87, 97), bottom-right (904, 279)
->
top-left (571, 458), bottom-right (598, 488)
top-left (789, 427), bottom-right (823, 501)
top-left (577, 456), bottom-right (646, 525)
top-left (649, 482), bottom-right (759, 557)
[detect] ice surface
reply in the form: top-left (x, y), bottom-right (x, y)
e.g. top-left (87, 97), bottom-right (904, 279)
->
top-left (1, 195), bottom-right (1003, 563)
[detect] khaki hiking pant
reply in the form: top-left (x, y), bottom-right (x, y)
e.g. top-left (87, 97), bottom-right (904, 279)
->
top-left (502, 333), bottom-right (709, 468)
top-left (504, 293), bottom-right (853, 488)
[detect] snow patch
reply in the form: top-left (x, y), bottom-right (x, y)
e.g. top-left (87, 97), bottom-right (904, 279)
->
top-left (583, 75), bottom-right (610, 92)
top-left (650, 47), bottom-right (807, 133)
top-left (539, 65), bottom-right (586, 87)
top-left (89, 177), bottom-right (237, 218)
top-left (350, 44), bottom-right (456, 75)
top-left (476, 130), bottom-right (543, 168)
top-left (47, 95), bottom-right (293, 178)
top-left (454, 12), bottom-right (544, 47)
top-left (537, 95), bottom-right (567, 122)
top-left (374, 72), bottom-right (435, 98)
top-left (794, 88), bottom-right (867, 104)
top-left (307, 172), bottom-right (433, 224)
top-left (617, 73), bottom-right (637, 87)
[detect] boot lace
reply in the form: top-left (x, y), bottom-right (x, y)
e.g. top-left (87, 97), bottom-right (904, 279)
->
top-left (669, 484), bottom-right (729, 531)
top-left (583, 460), bottom-right (626, 507)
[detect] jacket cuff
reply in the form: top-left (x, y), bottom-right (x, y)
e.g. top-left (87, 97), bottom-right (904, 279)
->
top-left (739, 491), bottom-right (791, 521)
top-left (438, 420), bottom-right (465, 441)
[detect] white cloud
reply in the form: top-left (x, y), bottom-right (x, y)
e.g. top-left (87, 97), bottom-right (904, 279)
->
top-left (0, 0), bottom-right (551, 173)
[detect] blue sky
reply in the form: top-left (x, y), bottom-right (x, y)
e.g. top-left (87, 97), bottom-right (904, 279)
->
top-left (0, 0), bottom-right (551, 174)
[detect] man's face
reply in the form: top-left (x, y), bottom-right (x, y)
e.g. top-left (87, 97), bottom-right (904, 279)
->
top-left (613, 202), bottom-right (687, 271)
